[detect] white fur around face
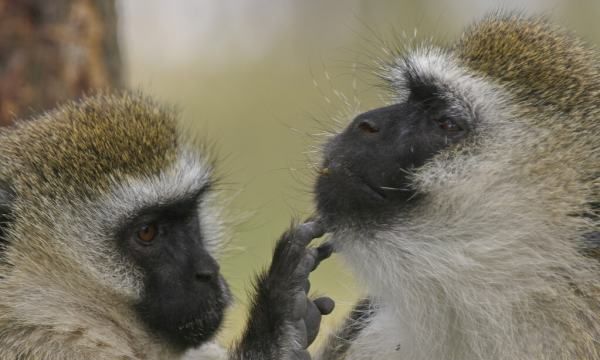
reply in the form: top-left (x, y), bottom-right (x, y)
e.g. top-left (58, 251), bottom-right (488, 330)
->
top-left (103, 148), bottom-right (226, 254)
top-left (76, 148), bottom-right (226, 298)
top-left (104, 149), bottom-right (212, 221)
top-left (327, 47), bottom-right (599, 360)
top-left (387, 46), bottom-right (509, 136)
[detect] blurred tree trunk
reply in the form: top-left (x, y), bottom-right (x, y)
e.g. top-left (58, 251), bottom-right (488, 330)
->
top-left (0, 0), bottom-right (122, 126)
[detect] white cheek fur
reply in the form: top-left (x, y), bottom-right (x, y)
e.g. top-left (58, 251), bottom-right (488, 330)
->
top-left (79, 148), bottom-right (226, 298)
top-left (327, 47), bottom-right (597, 360)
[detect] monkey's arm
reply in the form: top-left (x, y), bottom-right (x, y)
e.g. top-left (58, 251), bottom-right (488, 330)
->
top-left (230, 221), bottom-right (335, 360)
top-left (313, 298), bottom-right (375, 360)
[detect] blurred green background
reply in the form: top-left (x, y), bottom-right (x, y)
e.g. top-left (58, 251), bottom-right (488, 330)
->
top-left (117, 0), bottom-right (600, 348)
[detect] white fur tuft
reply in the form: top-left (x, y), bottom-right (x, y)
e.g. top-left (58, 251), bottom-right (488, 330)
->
top-left (326, 45), bottom-right (600, 360)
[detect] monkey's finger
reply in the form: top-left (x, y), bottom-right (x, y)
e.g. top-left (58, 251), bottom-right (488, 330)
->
top-left (287, 222), bottom-right (326, 271)
top-left (303, 247), bottom-right (318, 270)
top-left (293, 319), bottom-right (309, 348)
top-left (270, 222), bottom-right (327, 283)
top-left (311, 243), bottom-right (334, 271)
top-left (295, 221), bottom-right (326, 247)
top-left (303, 279), bottom-right (311, 293)
top-left (270, 223), bottom-right (314, 278)
top-left (313, 297), bottom-right (335, 315)
top-left (293, 248), bottom-right (318, 284)
top-left (281, 222), bottom-right (323, 261)
top-left (304, 299), bottom-right (322, 346)
top-left (291, 292), bottom-right (308, 321)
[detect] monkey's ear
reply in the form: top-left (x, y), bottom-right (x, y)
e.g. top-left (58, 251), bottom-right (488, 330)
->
top-left (407, 81), bottom-right (447, 110)
top-left (0, 181), bottom-right (15, 253)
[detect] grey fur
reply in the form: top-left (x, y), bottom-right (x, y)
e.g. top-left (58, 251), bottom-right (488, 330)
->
top-left (315, 13), bottom-right (599, 360)
top-left (0, 93), bottom-right (227, 359)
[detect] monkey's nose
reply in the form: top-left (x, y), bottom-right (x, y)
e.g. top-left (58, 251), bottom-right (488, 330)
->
top-left (194, 261), bottom-right (220, 282)
top-left (357, 119), bottom-right (379, 134)
top-left (195, 269), bottom-right (218, 282)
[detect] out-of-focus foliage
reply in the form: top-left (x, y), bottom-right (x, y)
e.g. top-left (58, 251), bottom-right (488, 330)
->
top-left (118, 0), bottom-right (600, 348)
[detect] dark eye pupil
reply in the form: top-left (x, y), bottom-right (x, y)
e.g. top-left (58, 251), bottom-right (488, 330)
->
top-left (137, 224), bottom-right (157, 242)
top-left (437, 117), bottom-right (461, 132)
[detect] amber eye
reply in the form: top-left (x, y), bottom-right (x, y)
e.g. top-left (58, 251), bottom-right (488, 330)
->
top-left (437, 117), bottom-right (462, 132)
top-left (137, 223), bottom-right (158, 243)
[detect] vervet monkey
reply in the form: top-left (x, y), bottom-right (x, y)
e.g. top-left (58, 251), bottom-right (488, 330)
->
top-left (0, 93), bottom-right (334, 360)
top-left (314, 13), bottom-right (599, 360)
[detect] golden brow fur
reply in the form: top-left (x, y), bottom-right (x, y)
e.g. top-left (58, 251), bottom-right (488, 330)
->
top-left (0, 93), bottom-right (221, 359)
top-left (317, 13), bottom-right (599, 360)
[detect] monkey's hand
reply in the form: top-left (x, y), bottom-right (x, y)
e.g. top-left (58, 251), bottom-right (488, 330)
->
top-left (232, 221), bottom-right (335, 360)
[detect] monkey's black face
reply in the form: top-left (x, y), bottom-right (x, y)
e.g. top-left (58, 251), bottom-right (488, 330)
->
top-left (315, 87), bottom-right (470, 228)
top-left (118, 190), bottom-right (229, 350)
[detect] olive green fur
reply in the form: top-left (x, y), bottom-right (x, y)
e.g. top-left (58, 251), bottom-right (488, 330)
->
top-left (455, 13), bottom-right (598, 218)
top-left (0, 92), bottom-right (222, 359)
top-left (0, 92), bottom-right (179, 200)
top-left (458, 14), bottom-right (600, 113)
top-left (317, 13), bottom-right (599, 360)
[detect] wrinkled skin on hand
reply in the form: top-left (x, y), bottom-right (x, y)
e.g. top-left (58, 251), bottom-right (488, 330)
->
top-left (232, 221), bottom-right (335, 360)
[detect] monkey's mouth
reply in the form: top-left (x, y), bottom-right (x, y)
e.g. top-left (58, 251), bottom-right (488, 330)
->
top-left (315, 159), bottom-right (417, 228)
top-left (318, 166), bottom-right (386, 201)
top-left (174, 304), bottom-right (226, 346)
top-left (359, 177), bottom-right (388, 200)
top-left (315, 163), bottom-right (389, 227)
top-left (137, 277), bottom-right (230, 350)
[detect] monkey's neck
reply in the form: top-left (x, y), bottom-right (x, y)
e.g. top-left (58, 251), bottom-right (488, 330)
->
top-left (334, 227), bottom-right (600, 360)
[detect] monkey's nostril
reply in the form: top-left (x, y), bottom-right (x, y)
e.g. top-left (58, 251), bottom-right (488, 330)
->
top-left (358, 120), bottom-right (379, 134)
top-left (195, 271), bottom-right (216, 282)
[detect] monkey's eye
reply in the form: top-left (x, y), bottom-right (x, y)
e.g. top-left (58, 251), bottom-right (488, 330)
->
top-left (436, 117), bottom-right (463, 132)
top-left (137, 223), bottom-right (158, 243)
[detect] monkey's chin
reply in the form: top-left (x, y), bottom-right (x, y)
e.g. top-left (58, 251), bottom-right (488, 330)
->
top-left (172, 305), bottom-right (227, 348)
top-left (315, 173), bottom-right (418, 231)
top-left (315, 174), bottom-right (388, 230)
top-left (150, 295), bottom-right (229, 350)
top-left (137, 279), bottom-right (231, 350)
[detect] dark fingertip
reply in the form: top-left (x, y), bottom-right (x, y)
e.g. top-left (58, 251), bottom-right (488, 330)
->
top-left (314, 216), bottom-right (327, 229)
top-left (303, 279), bottom-right (311, 293)
top-left (310, 220), bottom-right (326, 239)
top-left (296, 222), bottom-right (318, 246)
top-left (311, 243), bottom-right (334, 271)
top-left (314, 297), bottom-right (335, 315)
top-left (317, 243), bottom-right (334, 260)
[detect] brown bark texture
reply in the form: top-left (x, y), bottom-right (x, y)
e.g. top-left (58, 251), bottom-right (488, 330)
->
top-left (0, 0), bottom-right (122, 126)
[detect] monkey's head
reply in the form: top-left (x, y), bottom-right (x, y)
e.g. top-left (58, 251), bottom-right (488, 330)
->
top-left (0, 93), bottom-right (229, 350)
top-left (316, 14), bottom-right (598, 265)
